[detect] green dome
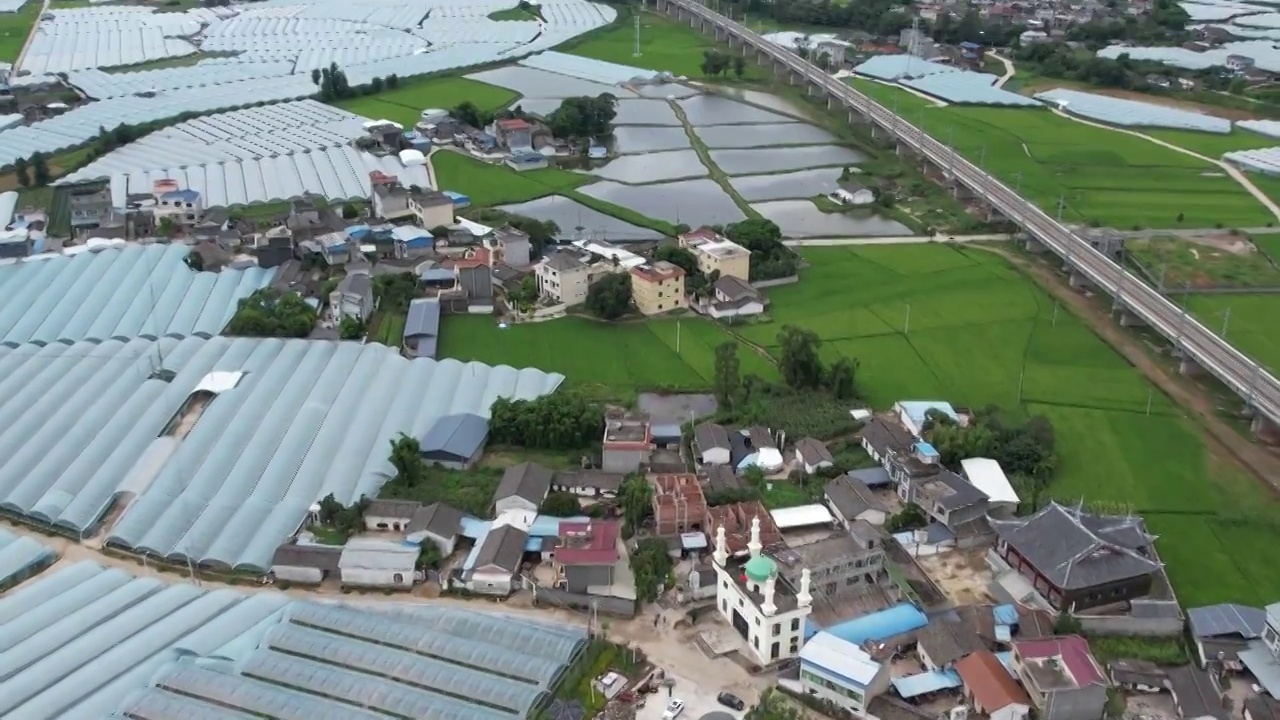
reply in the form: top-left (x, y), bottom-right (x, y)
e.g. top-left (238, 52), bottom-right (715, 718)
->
top-left (744, 555), bottom-right (777, 583)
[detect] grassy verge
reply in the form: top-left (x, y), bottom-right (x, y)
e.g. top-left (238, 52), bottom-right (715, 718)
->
top-left (1126, 234), bottom-right (1280, 290)
top-left (670, 101), bottom-right (760, 219)
top-left (561, 189), bottom-right (679, 236)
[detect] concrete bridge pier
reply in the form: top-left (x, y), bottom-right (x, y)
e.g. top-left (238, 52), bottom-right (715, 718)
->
top-left (1024, 235), bottom-right (1047, 253)
top-left (1116, 308), bottom-right (1147, 328)
top-left (807, 82), bottom-right (825, 98)
top-left (1178, 356), bottom-right (1206, 378)
top-left (951, 181), bottom-right (973, 201)
top-left (1068, 270), bottom-right (1093, 290)
top-left (1252, 414), bottom-right (1280, 444)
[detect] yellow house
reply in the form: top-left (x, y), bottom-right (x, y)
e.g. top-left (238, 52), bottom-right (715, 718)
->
top-left (679, 228), bottom-right (751, 282)
top-left (630, 261), bottom-right (686, 315)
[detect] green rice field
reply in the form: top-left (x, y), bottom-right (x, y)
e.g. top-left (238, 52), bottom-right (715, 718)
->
top-left (441, 244), bottom-right (1280, 606)
top-left (0, 2), bottom-right (39, 63)
top-left (1187, 293), bottom-right (1280, 375)
top-left (846, 79), bottom-right (1275, 230)
top-left (432, 152), bottom-right (590, 206)
top-left (563, 12), bottom-right (763, 80)
top-left (334, 76), bottom-right (517, 129)
top-left (438, 315), bottom-right (778, 398)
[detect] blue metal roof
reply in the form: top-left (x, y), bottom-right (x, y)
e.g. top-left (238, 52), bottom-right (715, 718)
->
top-left (0, 337), bottom-right (564, 571)
top-left (0, 561), bottom-right (588, 719)
top-left (824, 603), bottom-right (929, 645)
top-left (892, 669), bottom-right (960, 698)
top-left (0, 244), bottom-right (275, 347)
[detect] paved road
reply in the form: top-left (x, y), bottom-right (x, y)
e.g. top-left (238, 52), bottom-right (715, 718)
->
top-left (986, 51), bottom-right (1015, 88)
top-left (667, 0), bottom-right (1280, 424)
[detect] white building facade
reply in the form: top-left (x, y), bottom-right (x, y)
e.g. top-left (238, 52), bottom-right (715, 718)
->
top-left (711, 517), bottom-right (813, 666)
top-left (799, 631), bottom-right (891, 714)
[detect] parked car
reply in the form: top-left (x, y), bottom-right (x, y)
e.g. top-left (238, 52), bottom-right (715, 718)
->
top-left (662, 699), bottom-right (685, 720)
top-left (717, 692), bottom-right (746, 711)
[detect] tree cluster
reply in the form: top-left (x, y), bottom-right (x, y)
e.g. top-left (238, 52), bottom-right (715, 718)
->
top-left (713, 341), bottom-right (741, 409)
top-left (724, 219), bottom-right (798, 281)
top-left (586, 273), bottom-right (633, 320)
top-left (885, 502), bottom-right (928, 533)
top-left (929, 9), bottom-right (1025, 46)
top-left (489, 391), bottom-right (602, 449)
top-left (700, 50), bottom-right (747, 78)
top-left (777, 325), bottom-right (858, 400)
top-left (373, 272), bottom-right (420, 314)
top-left (540, 491), bottom-right (583, 517)
top-left (724, 0), bottom-right (913, 38)
top-left (653, 245), bottom-right (717, 299)
top-left (13, 152), bottom-right (49, 188)
top-left (315, 63), bottom-right (355, 101)
top-left (225, 288), bottom-right (317, 338)
top-left (619, 473), bottom-right (653, 536)
top-left (315, 492), bottom-right (371, 542)
top-left (925, 405), bottom-right (1057, 514)
top-left (630, 537), bottom-right (674, 602)
top-left (339, 315), bottom-right (366, 340)
top-left (1013, 44), bottom-right (1187, 92)
top-left (548, 94), bottom-right (618, 142)
top-left (452, 101), bottom-right (496, 130)
top-left (467, 208), bottom-right (560, 257)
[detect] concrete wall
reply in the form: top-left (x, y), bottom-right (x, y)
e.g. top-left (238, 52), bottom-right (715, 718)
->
top-left (272, 565), bottom-right (325, 584)
top-left (531, 586), bottom-right (637, 617)
top-left (602, 447), bottom-right (646, 473)
top-left (341, 567), bottom-right (412, 588)
top-left (467, 568), bottom-right (516, 595)
top-left (751, 275), bottom-right (799, 289)
top-left (1076, 612), bottom-right (1183, 637)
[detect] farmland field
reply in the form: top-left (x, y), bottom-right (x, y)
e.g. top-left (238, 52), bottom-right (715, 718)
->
top-left (1187, 293), bottom-right (1280, 374)
top-left (438, 314), bottom-right (778, 398)
top-left (564, 11), bottom-right (763, 80)
top-left (1125, 235), bottom-right (1280, 289)
top-left (844, 79), bottom-right (1274, 229)
top-left (0, 2), bottom-right (39, 62)
top-left (433, 151), bottom-right (591, 206)
top-left (333, 76), bottom-right (517, 129)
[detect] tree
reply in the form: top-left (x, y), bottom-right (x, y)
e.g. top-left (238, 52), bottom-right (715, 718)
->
top-left (157, 217), bottom-right (178, 238)
top-left (713, 341), bottom-right (741, 409)
top-left (886, 502), bottom-right (928, 532)
top-left (547, 94), bottom-right (618, 141)
top-left (826, 356), bottom-right (859, 400)
top-left (386, 74), bottom-right (400, 89)
top-left (652, 245), bottom-right (699, 277)
top-left (452, 101), bottom-right (482, 128)
top-left (338, 315), bottom-right (366, 340)
top-left (417, 541), bottom-right (443, 570)
top-left (726, 218), bottom-right (796, 281)
top-left (31, 152), bottom-right (50, 186)
top-left (13, 156), bottom-right (29, 187)
top-left (184, 251), bottom-right (204, 272)
top-left (341, 202), bottom-right (361, 220)
top-left (540, 491), bottom-right (581, 516)
top-left (586, 273), bottom-right (632, 320)
top-left (311, 67), bottom-right (321, 85)
top-left (619, 473), bottom-right (653, 535)
top-left (225, 288), bottom-right (317, 337)
top-left (388, 433), bottom-right (426, 489)
top-left (630, 537), bottom-right (673, 602)
top-left (777, 325), bottom-right (824, 390)
top-left (370, 76), bottom-right (385, 94)
top-left (489, 391), bottom-right (602, 449)
top-left (1053, 608), bottom-right (1083, 634)
top-left (733, 55), bottom-right (746, 79)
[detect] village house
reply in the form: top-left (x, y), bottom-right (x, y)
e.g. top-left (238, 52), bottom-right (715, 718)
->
top-left (1011, 636), bottom-right (1108, 720)
top-left (630, 261), bottom-right (686, 315)
top-left (651, 473), bottom-right (707, 536)
top-left (832, 180), bottom-right (875, 206)
top-left (990, 502), bottom-right (1163, 611)
top-left (488, 225), bottom-right (532, 267)
top-left (338, 539), bottom-right (418, 589)
top-left (495, 118), bottom-right (534, 151)
top-left (794, 437), bottom-right (834, 475)
top-left (464, 524), bottom-right (528, 595)
top-left (860, 418), bottom-right (916, 466)
top-left (419, 413), bottom-right (488, 470)
top-left (67, 182), bottom-right (114, 232)
top-left (409, 189), bottom-right (455, 229)
top-left (1237, 602), bottom-right (1280, 699)
top-left (552, 519), bottom-right (622, 594)
top-left (493, 462), bottom-right (553, 520)
top-left (679, 227), bottom-right (751, 281)
top-left (956, 649), bottom-right (1032, 720)
top-left (602, 411), bottom-right (652, 473)
top-left (536, 250), bottom-right (593, 305)
top-left (1187, 603), bottom-right (1267, 668)
top-left (916, 617), bottom-right (987, 670)
top-left (779, 522), bottom-right (887, 599)
top-left (824, 472), bottom-right (890, 527)
top-left (799, 630), bottom-right (890, 714)
top-left (269, 543), bottom-right (342, 585)
top-left (330, 270), bottom-right (375, 322)
top-left (402, 297), bottom-right (441, 359)
top-left (694, 422), bottom-right (732, 466)
top-left (702, 275), bottom-right (765, 319)
top-left (153, 187), bottom-right (203, 226)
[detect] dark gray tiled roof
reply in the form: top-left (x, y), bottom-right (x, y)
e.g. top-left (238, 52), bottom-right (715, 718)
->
top-left (694, 422), bottom-right (731, 452)
top-left (542, 251), bottom-right (586, 272)
top-left (916, 619), bottom-right (987, 667)
top-left (494, 462), bottom-right (553, 505)
top-left (714, 275), bottom-right (758, 302)
top-left (923, 469), bottom-right (988, 510)
top-left (795, 437), bottom-right (833, 464)
top-left (704, 464), bottom-right (742, 492)
top-left (824, 475), bottom-right (887, 518)
top-left (990, 502), bottom-right (1161, 591)
top-left (406, 502), bottom-right (464, 539)
top-left (271, 543), bottom-right (342, 572)
top-left (554, 470), bottom-right (625, 492)
top-left (1246, 695), bottom-right (1280, 720)
top-left (366, 499), bottom-right (421, 520)
top-left (1109, 659), bottom-right (1166, 687)
top-left (473, 525), bottom-right (528, 572)
top-left (847, 466), bottom-right (892, 487)
top-left (861, 418), bottom-right (914, 455)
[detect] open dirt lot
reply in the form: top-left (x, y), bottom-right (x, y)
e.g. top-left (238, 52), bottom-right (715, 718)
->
top-left (914, 549), bottom-right (995, 606)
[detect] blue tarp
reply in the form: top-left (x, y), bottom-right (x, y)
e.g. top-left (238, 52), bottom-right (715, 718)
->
top-left (892, 670), bottom-right (960, 698)
top-left (914, 441), bottom-right (938, 456)
top-left (994, 604), bottom-right (1018, 625)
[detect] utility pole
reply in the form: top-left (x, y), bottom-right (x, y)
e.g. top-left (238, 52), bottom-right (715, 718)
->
top-left (1051, 301), bottom-right (1059, 327)
top-left (634, 15), bottom-right (642, 57)
top-left (1056, 194), bottom-right (1066, 221)
top-left (904, 303), bottom-right (911, 334)
top-left (1017, 369), bottom-right (1025, 401)
top-left (1012, 171), bottom-right (1022, 193)
top-left (1145, 388), bottom-right (1153, 416)
top-left (1221, 306), bottom-right (1231, 338)
top-left (676, 320), bottom-right (682, 353)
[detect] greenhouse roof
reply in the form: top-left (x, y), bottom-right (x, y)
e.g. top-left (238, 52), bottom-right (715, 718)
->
top-left (1035, 88), bottom-right (1231, 133)
top-left (61, 100), bottom-right (368, 184)
top-left (0, 561), bottom-right (587, 720)
top-left (106, 145), bottom-right (433, 209)
top-left (0, 336), bottom-right (562, 570)
top-left (0, 244), bottom-right (275, 347)
top-left (0, 529), bottom-right (55, 588)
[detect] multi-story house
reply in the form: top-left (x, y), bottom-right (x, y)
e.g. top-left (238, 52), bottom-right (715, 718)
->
top-left (630, 261), bottom-right (686, 315)
top-left (679, 227), bottom-right (751, 281)
top-left (535, 251), bottom-right (593, 305)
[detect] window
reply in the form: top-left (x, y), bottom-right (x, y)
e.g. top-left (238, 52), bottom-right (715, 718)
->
top-left (755, 617), bottom-right (761, 626)
top-left (773, 623), bottom-right (781, 636)
top-left (791, 619), bottom-right (800, 632)
top-left (393, 573), bottom-right (404, 583)
top-left (738, 598), bottom-right (744, 608)
top-left (723, 580), bottom-right (729, 590)
top-left (753, 636), bottom-right (759, 649)
top-left (771, 642), bottom-right (780, 660)
top-left (722, 600), bottom-right (727, 612)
